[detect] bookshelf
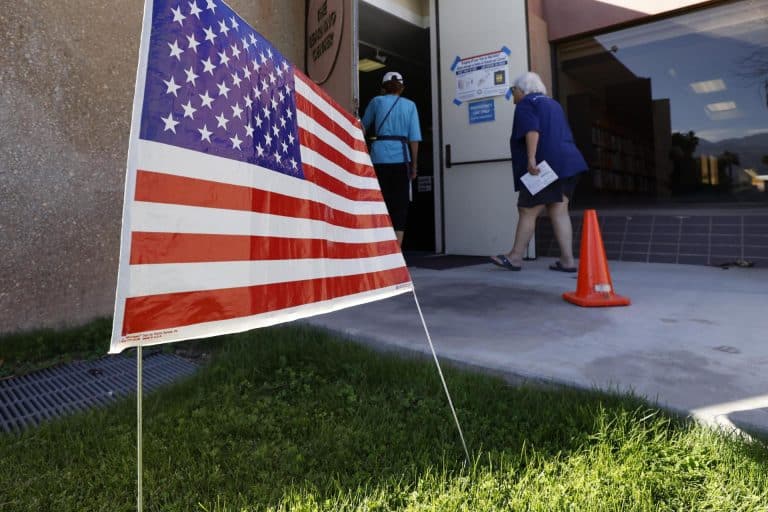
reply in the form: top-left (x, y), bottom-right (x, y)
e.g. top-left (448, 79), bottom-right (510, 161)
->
top-left (566, 78), bottom-right (658, 199)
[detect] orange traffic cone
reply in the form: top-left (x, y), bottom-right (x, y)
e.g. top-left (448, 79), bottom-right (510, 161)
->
top-left (563, 209), bottom-right (630, 307)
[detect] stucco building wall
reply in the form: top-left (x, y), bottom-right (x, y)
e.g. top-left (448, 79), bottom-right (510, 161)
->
top-left (0, 0), bottom-right (305, 334)
top-left (526, 0), bottom-right (552, 92)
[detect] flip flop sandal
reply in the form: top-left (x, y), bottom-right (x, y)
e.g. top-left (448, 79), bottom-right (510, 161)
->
top-left (549, 261), bottom-right (577, 273)
top-left (490, 254), bottom-right (521, 271)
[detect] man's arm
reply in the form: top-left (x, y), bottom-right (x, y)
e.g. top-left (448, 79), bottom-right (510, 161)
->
top-left (408, 103), bottom-right (421, 180)
top-left (408, 141), bottom-right (419, 179)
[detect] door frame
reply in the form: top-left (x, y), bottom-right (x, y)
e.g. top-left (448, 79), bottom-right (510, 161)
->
top-left (429, 0), bottom-right (533, 255)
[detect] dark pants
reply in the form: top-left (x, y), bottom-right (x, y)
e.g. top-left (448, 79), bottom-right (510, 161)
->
top-left (374, 162), bottom-right (410, 231)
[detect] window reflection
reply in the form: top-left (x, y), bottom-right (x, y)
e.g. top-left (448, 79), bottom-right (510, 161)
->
top-left (556, 0), bottom-right (768, 203)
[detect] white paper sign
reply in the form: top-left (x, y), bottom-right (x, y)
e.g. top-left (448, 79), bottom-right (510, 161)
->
top-left (520, 160), bottom-right (558, 195)
top-left (455, 50), bottom-right (509, 102)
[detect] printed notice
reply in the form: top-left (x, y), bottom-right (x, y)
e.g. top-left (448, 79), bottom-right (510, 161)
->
top-left (455, 50), bottom-right (509, 102)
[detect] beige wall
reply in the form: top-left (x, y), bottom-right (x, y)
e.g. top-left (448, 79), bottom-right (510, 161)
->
top-left (315, 0), bottom-right (356, 113)
top-left (543, 0), bottom-right (712, 41)
top-left (0, 0), bottom-right (305, 335)
top-left (526, 0), bottom-right (552, 92)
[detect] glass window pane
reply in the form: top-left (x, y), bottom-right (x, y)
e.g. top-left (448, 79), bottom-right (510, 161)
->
top-left (556, 0), bottom-right (768, 204)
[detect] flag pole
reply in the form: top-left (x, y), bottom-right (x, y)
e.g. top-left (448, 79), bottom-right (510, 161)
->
top-left (137, 345), bottom-right (143, 512)
top-left (411, 288), bottom-right (471, 465)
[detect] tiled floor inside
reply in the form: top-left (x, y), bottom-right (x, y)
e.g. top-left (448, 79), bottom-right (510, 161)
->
top-left (536, 210), bottom-right (768, 267)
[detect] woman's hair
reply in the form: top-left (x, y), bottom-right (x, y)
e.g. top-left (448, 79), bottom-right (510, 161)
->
top-left (512, 71), bottom-right (547, 95)
top-left (382, 81), bottom-right (404, 94)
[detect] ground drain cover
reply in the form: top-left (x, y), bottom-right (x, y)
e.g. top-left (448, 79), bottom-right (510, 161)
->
top-left (0, 352), bottom-right (198, 433)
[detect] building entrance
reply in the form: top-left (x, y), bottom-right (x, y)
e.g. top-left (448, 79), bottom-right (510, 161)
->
top-left (357, 2), bottom-right (434, 251)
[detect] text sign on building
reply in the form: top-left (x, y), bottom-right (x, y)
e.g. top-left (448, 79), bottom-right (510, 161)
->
top-left (307, 0), bottom-right (344, 84)
top-left (455, 50), bottom-right (509, 102)
top-left (468, 99), bottom-right (495, 124)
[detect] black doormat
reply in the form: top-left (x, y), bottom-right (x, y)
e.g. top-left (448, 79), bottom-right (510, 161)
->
top-left (405, 253), bottom-right (489, 270)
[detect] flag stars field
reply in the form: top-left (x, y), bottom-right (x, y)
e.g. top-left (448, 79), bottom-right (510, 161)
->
top-left (142, 0), bottom-right (306, 175)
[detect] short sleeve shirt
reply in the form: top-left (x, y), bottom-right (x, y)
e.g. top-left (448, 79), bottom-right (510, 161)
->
top-left (510, 93), bottom-right (588, 189)
top-left (362, 95), bottom-right (422, 164)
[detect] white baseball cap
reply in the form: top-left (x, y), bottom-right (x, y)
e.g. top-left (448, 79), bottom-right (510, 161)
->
top-left (382, 71), bottom-right (403, 84)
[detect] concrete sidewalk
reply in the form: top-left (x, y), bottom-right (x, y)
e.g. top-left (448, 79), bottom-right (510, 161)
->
top-left (308, 257), bottom-right (768, 435)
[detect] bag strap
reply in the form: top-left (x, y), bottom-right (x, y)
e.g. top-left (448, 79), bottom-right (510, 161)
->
top-left (374, 96), bottom-right (401, 136)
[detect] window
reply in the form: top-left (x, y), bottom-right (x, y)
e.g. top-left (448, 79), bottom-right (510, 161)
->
top-left (556, 0), bottom-right (768, 204)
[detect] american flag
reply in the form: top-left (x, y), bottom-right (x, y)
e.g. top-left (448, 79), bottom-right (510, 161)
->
top-left (110, 0), bottom-right (412, 353)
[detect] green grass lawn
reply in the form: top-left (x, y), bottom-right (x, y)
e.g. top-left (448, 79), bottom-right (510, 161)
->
top-left (1, 324), bottom-right (767, 511)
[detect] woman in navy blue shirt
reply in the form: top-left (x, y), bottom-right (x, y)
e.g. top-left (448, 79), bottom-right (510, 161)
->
top-left (491, 72), bottom-right (588, 272)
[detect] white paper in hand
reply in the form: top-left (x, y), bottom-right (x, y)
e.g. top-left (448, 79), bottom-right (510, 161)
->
top-left (520, 160), bottom-right (558, 195)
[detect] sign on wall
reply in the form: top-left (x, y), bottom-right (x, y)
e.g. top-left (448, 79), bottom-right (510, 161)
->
top-left (307, 0), bottom-right (344, 84)
top-left (452, 48), bottom-right (510, 103)
top-left (468, 99), bottom-right (495, 124)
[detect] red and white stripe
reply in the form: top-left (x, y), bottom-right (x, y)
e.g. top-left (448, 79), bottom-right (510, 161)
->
top-left (110, 71), bottom-right (411, 353)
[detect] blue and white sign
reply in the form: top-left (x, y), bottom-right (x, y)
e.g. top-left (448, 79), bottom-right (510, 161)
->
top-left (468, 99), bottom-right (495, 124)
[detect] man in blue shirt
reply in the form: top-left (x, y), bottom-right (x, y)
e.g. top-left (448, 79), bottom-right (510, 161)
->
top-left (362, 71), bottom-right (422, 246)
top-left (491, 71), bottom-right (588, 272)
